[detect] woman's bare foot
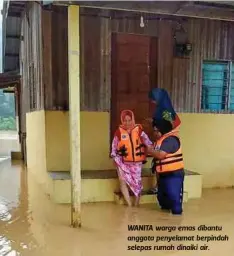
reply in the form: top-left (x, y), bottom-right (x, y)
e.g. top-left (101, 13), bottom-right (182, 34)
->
top-left (125, 199), bottom-right (132, 207)
top-left (119, 180), bottom-right (132, 206)
top-left (134, 196), bottom-right (140, 207)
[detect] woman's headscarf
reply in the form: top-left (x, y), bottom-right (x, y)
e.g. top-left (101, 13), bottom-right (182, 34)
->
top-left (120, 110), bottom-right (135, 130)
top-left (148, 88), bottom-right (181, 129)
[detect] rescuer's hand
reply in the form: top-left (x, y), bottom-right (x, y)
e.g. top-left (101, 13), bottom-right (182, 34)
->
top-left (146, 145), bottom-right (167, 160)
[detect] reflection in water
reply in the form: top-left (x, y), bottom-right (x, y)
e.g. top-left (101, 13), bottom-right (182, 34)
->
top-left (0, 160), bottom-right (40, 255)
top-left (0, 235), bottom-right (20, 255)
top-left (0, 235), bottom-right (11, 255)
top-left (0, 159), bottom-right (234, 255)
top-left (0, 201), bottom-right (12, 222)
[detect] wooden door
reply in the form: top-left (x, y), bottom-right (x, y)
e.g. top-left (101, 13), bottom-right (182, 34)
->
top-left (111, 33), bottom-right (157, 141)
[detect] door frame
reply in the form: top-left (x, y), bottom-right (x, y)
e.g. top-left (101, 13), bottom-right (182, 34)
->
top-left (110, 32), bottom-right (158, 150)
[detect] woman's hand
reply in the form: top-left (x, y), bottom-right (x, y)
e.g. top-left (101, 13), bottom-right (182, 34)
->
top-left (146, 145), bottom-right (154, 155)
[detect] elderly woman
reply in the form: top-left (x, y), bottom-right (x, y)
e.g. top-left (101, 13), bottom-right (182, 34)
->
top-left (111, 110), bottom-right (152, 207)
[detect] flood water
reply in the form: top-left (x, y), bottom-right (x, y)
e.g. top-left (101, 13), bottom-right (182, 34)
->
top-left (0, 159), bottom-right (234, 256)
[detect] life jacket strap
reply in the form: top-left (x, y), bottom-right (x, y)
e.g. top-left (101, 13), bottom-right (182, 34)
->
top-left (117, 145), bottom-right (128, 157)
top-left (135, 143), bottom-right (146, 156)
top-left (135, 143), bottom-right (146, 150)
top-left (155, 158), bottom-right (183, 166)
top-left (164, 153), bottom-right (183, 159)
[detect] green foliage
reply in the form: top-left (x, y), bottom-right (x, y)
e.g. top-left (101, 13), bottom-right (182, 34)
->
top-left (0, 89), bottom-right (16, 131)
top-left (0, 116), bottom-right (16, 130)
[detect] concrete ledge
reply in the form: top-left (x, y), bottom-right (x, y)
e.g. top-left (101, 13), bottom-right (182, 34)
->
top-left (11, 151), bottom-right (23, 160)
top-left (48, 169), bottom-right (201, 180)
top-left (48, 169), bottom-right (202, 204)
top-left (184, 173), bottom-right (202, 199)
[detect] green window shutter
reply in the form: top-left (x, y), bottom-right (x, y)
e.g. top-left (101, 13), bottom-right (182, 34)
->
top-left (202, 62), bottom-right (228, 111)
top-left (229, 63), bottom-right (234, 111)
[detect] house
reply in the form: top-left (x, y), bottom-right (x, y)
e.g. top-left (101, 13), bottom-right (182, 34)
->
top-left (2, 1), bottom-right (234, 208)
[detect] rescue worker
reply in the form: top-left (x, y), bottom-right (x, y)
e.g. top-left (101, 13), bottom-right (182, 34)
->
top-left (146, 118), bottom-right (184, 215)
top-left (111, 110), bottom-right (152, 207)
top-left (147, 88), bottom-right (182, 194)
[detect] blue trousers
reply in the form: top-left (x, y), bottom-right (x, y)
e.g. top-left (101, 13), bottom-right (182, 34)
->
top-left (157, 171), bottom-right (184, 215)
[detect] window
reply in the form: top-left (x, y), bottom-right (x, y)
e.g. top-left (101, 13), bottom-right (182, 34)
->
top-left (201, 61), bottom-right (234, 111)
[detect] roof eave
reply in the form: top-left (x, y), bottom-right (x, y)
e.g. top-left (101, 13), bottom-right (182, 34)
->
top-left (2, 1), bottom-right (26, 73)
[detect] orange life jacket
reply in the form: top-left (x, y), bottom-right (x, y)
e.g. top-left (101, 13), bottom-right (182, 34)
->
top-left (117, 125), bottom-right (146, 163)
top-left (153, 130), bottom-right (184, 173)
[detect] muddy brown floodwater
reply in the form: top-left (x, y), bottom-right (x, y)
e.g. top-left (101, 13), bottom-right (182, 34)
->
top-left (0, 159), bottom-right (234, 256)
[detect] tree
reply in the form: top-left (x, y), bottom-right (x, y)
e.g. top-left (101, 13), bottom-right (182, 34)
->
top-left (0, 89), bottom-right (16, 130)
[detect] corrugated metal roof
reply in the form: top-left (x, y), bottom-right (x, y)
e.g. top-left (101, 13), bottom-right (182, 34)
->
top-left (6, 15), bottom-right (21, 36)
top-left (69, 1), bottom-right (234, 21)
top-left (5, 37), bottom-right (20, 55)
top-left (3, 0), bottom-right (234, 73)
top-left (199, 1), bottom-right (234, 8)
top-left (2, 1), bottom-right (26, 72)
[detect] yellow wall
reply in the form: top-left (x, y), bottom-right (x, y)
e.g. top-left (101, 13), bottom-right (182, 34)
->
top-left (44, 111), bottom-right (113, 171)
top-left (79, 112), bottom-right (113, 170)
top-left (26, 110), bottom-right (49, 191)
top-left (45, 111), bottom-right (70, 171)
top-left (179, 113), bottom-right (234, 188)
top-left (27, 111), bottom-right (234, 188)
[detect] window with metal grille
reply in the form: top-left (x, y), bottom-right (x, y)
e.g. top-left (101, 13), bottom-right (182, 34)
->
top-left (201, 61), bottom-right (234, 112)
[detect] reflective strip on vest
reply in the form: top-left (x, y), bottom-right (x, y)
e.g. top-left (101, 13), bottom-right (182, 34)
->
top-left (154, 130), bottom-right (184, 173)
top-left (117, 125), bottom-right (146, 162)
